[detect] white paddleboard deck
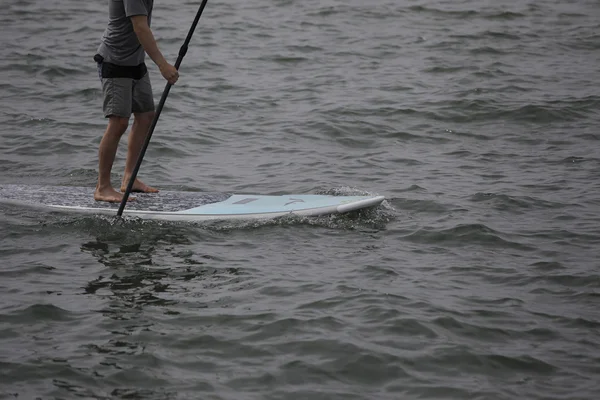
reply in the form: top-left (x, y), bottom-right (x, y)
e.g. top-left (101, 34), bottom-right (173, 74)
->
top-left (0, 185), bottom-right (385, 221)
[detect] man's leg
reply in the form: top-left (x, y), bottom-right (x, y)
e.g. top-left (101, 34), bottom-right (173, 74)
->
top-left (121, 71), bottom-right (158, 193)
top-left (95, 74), bottom-right (134, 202)
top-left (95, 117), bottom-right (130, 202)
top-left (121, 110), bottom-right (159, 193)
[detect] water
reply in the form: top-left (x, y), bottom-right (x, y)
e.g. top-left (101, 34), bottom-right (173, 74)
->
top-left (1, 0), bottom-right (599, 398)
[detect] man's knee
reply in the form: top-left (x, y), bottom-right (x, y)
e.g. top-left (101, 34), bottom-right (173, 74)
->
top-left (135, 111), bottom-right (155, 126)
top-left (107, 116), bottom-right (129, 134)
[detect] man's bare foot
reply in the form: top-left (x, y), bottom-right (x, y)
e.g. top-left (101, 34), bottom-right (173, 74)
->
top-left (121, 177), bottom-right (159, 193)
top-left (94, 186), bottom-right (135, 203)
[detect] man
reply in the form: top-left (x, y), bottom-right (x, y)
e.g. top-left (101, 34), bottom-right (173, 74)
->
top-left (94, 0), bottom-right (179, 202)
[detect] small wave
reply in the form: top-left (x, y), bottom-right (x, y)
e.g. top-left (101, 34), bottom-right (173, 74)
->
top-left (383, 316), bottom-right (439, 338)
top-left (539, 274), bottom-right (600, 289)
top-left (423, 342), bottom-right (558, 374)
top-left (396, 184), bottom-right (427, 193)
top-left (567, 34), bottom-right (600, 50)
top-left (386, 157), bottom-right (425, 167)
top-left (529, 261), bottom-right (565, 271)
top-left (286, 45), bottom-right (323, 53)
top-left (485, 353), bottom-right (557, 373)
top-left (408, 5), bottom-right (478, 19)
top-left (575, 133), bottom-right (600, 141)
top-left (470, 192), bottom-right (567, 211)
top-left (315, 186), bottom-right (381, 197)
top-left (558, 12), bottom-right (587, 18)
top-left (52, 88), bottom-right (100, 100)
top-left (449, 31), bottom-right (520, 41)
top-left (432, 315), bottom-right (513, 342)
top-left (428, 97), bottom-right (599, 123)
top-left (103, 388), bottom-right (178, 400)
top-left (529, 308), bottom-right (600, 330)
top-left (306, 6), bottom-right (346, 17)
top-left (519, 228), bottom-right (598, 243)
top-left (394, 198), bottom-right (452, 213)
top-left (557, 156), bottom-right (591, 164)
top-left (40, 65), bottom-right (86, 78)
top-left (469, 46), bottom-right (506, 55)
top-left (48, 214), bottom-right (199, 246)
top-left (203, 204), bottom-right (393, 232)
top-left (268, 55), bottom-right (309, 64)
top-left (404, 223), bottom-right (532, 250)
top-left (3, 304), bottom-right (74, 323)
top-left (482, 30), bottom-right (521, 40)
top-left (484, 11), bottom-right (526, 20)
top-left (444, 129), bottom-right (493, 141)
top-left (86, 340), bottom-right (146, 357)
top-left (424, 65), bottom-right (467, 74)
top-left (383, 128), bottom-right (453, 144)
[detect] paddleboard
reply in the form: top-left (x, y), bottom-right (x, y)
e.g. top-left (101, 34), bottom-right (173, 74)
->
top-left (0, 185), bottom-right (385, 221)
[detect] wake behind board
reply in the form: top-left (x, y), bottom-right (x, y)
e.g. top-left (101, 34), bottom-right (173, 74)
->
top-left (0, 185), bottom-right (385, 221)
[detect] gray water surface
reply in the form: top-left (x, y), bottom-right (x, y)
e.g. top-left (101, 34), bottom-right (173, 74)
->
top-left (1, 0), bottom-right (599, 399)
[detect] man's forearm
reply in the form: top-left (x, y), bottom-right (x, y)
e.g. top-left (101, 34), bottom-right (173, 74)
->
top-left (130, 15), bottom-right (178, 84)
top-left (133, 24), bottom-right (168, 69)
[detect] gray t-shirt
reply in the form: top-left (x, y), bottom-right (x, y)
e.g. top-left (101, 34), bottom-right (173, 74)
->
top-left (97, 0), bottom-right (154, 66)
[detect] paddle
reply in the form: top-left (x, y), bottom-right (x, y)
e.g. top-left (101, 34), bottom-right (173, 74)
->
top-left (117, 0), bottom-right (210, 217)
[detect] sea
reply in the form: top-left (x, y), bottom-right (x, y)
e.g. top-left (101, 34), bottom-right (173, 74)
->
top-left (1, 0), bottom-right (599, 399)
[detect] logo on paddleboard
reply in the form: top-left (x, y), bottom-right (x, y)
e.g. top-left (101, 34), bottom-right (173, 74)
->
top-left (284, 198), bottom-right (305, 206)
top-left (233, 198), bottom-right (258, 205)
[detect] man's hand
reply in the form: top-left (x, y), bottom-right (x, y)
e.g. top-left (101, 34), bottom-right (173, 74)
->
top-left (159, 62), bottom-right (179, 85)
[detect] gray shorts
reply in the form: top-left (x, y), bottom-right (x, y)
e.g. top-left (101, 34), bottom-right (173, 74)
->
top-left (98, 64), bottom-right (155, 118)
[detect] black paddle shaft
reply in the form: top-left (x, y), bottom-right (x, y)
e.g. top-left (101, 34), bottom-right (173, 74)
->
top-left (117, 0), bottom-right (210, 217)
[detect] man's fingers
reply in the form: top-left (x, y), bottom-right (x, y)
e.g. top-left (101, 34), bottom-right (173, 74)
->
top-left (164, 70), bottom-right (179, 84)
top-left (160, 64), bottom-right (179, 84)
